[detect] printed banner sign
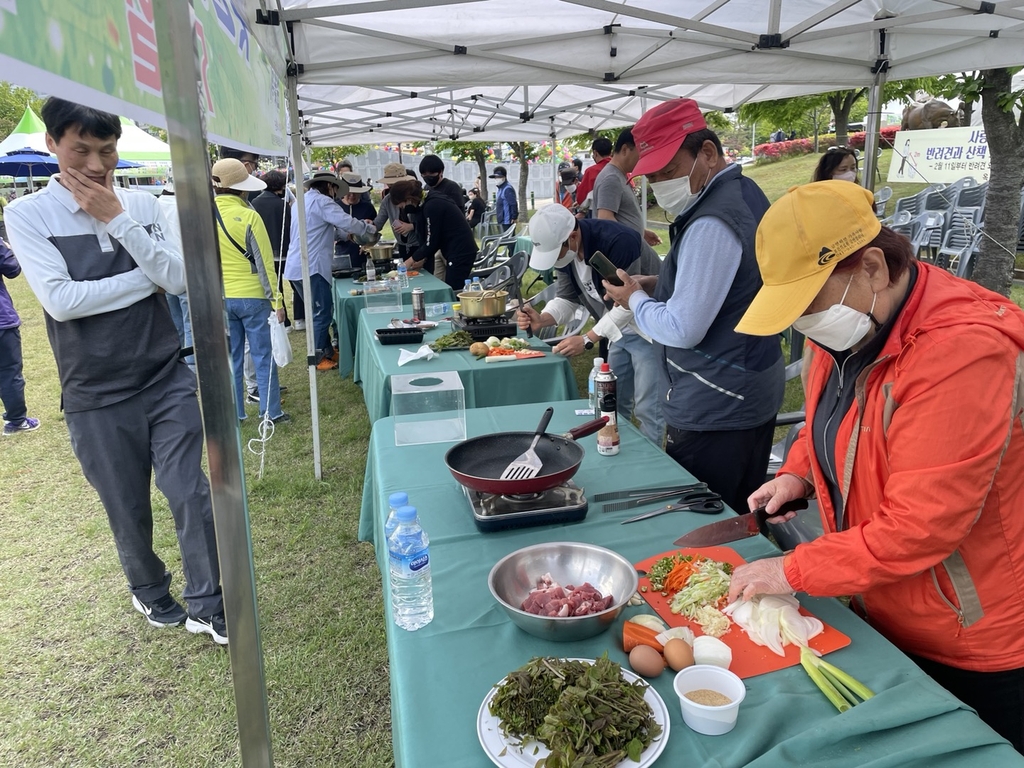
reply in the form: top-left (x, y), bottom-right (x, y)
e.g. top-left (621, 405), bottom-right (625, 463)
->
top-left (887, 127), bottom-right (990, 185)
top-left (0, 0), bottom-right (286, 154)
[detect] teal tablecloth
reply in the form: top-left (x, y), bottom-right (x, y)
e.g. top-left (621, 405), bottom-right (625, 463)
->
top-left (352, 311), bottom-right (578, 422)
top-left (332, 272), bottom-right (454, 378)
top-left (360, 401), bottom-right (1022, 768)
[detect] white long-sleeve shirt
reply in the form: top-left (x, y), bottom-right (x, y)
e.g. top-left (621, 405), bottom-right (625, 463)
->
top-left (5, 176), bottom-right (184, 411)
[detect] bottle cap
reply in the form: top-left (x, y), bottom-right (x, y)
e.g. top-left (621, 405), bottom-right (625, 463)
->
top-left (600, 362), bottom-right (611, 373)
top-left (389, 492), bottom-right (409, 507)
top-left (593, 357), bottom-right (604, 368)
top-left (396, 505), bottom-right (417, 522)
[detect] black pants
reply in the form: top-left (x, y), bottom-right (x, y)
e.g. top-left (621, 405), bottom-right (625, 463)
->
top-left (665, 419), bottom-right (776, 515)
top-left (910, 654), bottom-right (1024, 753)
top-left (0, 326), bottom-right (27, 424)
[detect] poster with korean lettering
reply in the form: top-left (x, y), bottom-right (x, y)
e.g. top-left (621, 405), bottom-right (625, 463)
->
top-left (887, 127), bottom-right (990, 185)
top-left (0, 0), bottom-right (286, 154)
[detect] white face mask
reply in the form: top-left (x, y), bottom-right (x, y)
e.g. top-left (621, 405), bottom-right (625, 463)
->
top-left (792, 276), bottom-right (877, 351)
top-left (554, 250), bottom-right (576, 269)
top-left (565, 184), bottom-right (577, 193)
top-left (649, 155), bottom-right (700, 217)
top-left (833, 170), bottom-right (857, 183)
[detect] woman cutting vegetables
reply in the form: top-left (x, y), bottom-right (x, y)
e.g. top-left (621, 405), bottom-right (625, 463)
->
top-left (729, 181), bottom-right (1024, 752)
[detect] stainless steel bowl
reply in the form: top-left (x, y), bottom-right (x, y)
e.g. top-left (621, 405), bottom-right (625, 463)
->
top-left (488, 542), bottom-right (639, 641)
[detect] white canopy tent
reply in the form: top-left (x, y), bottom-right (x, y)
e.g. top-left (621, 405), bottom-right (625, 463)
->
top-left (279, 0), bottom-right (1024, 148)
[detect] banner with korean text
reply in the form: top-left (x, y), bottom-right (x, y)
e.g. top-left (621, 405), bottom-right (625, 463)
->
top-left (887, 127), bottom-right (990, 185)
top-left (0, 0), bottom-right (285, 154)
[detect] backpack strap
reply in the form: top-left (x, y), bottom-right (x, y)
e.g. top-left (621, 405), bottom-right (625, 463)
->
top-left (213, 206), bottom-right (257, 273)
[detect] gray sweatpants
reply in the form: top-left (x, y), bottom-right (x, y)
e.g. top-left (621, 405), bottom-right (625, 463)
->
top-left (64, 363), bottom-right (222, 618)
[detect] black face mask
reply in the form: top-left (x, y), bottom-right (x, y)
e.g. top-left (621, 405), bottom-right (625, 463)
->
top-left (422, 174), bottom-right (441, 187)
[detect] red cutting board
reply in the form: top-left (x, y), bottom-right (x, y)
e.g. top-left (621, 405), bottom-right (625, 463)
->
top-left (634, 546), bottom-right (850, 679)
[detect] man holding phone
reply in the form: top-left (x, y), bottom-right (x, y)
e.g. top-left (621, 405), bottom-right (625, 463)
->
top-left (519, 204), bottom-right (664, 444)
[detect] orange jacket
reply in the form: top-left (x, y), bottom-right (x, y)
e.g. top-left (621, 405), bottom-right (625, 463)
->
top-left (782, 262), bottom-right (1024, 671)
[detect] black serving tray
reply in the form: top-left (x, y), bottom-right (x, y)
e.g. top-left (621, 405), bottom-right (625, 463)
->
top-left (375, 327), bottom-right (425, 345)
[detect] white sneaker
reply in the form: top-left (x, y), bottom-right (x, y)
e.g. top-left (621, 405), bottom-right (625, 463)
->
top-left (293, 320), bottom-right (306, 330)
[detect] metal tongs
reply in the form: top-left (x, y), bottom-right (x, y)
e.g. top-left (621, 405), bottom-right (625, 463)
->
top-left (596, 482), bottom-right (708, 513)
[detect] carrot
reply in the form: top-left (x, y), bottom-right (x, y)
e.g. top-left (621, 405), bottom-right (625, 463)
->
top-left (622, 622), bottom-right (664, 653)
top-left (664, 556), bottom-right (701, 593)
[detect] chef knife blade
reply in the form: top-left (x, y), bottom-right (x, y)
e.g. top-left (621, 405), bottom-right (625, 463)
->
top-left (672, 499), bottom-right (809, 547)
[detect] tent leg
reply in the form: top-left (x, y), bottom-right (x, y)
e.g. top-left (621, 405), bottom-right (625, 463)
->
top-left (152, 4), bottom-right (273, 767)
top-left (288, 75), bottom-right (323, 481)
top-left (862, 42), bottom-right (888, 192)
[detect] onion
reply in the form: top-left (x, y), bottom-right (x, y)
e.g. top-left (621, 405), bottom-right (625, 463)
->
top-left (655, 626), bottom-right (695, 647)
top-left (724, 595), bottom-right (824, 657)
top-left (628, 614), bottom-right (668, 633)
top-left (693, 635), bottom-right (732, 669)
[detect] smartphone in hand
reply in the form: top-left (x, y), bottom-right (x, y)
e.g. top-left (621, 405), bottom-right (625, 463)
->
top-left (588, 250), bottom-right (624, 286)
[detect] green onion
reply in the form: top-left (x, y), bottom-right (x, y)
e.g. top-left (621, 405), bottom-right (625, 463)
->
top-left (800, 647), bottom-right (874, 713)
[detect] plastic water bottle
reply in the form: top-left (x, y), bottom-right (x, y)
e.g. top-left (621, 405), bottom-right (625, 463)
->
top-left (388, 506), bottom-right (433, 631)
top-left (366, 260), bottom-right (376, 283)
top-left (588, 357), bottom-right (605, 412)
top-left (397, 261), bottom-right (410, 289)
top-left (471, 277), bottom-right (483, 292)
top-left (426, 302), bottom-right (451, 317)
top-left (384, 491), bottom-right (409, 541)
top-left (464, 279), bottom-right (472, 294)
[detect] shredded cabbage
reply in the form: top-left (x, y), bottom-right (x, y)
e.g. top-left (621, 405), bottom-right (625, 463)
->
top-left (668, 559), bottom-right (732, 636)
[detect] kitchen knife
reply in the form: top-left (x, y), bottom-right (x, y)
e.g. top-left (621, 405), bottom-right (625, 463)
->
top-left (672, 499), bottom-right (809, 547)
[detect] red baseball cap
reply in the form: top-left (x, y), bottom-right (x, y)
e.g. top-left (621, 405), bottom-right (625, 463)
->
top-left (632, 98), bottom-right (708, 177)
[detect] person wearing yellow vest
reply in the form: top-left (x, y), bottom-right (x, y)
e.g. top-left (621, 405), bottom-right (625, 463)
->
top-left (211, 159), bottom-right (288, 424)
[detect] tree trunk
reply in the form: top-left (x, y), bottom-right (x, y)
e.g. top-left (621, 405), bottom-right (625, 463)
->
top-left (960, 100), bottom-right (975, 127)
top-left (827, 89), bottom-right (866, 148)
top-left (974, 68), bottom-right (1024, 297)
top-left (474, 149), bottom-right (488, 200)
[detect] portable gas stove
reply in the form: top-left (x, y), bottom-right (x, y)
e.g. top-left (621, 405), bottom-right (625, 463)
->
top-left (450, 312), bottom-right (518, 341)
top-left (464, 480), bottom-right (588, 532)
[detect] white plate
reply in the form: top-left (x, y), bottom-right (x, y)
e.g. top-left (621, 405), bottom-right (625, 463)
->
top-left (477, 659), bottom-right (670, 767)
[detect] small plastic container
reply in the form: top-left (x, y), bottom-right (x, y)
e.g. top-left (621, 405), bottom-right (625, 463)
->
top-left (365, 279), bottom-right (402, 314)
top-left (391, 371), bottom-right (466, 445)
top-left (673, 665), bottom-right (746, 735)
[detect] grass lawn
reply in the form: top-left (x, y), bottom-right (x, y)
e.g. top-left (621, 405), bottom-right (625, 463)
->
top-left (0, 275), bottom-right (394, 767)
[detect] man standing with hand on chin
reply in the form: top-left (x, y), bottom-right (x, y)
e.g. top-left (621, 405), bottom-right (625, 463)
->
top-left (603, 98), bottom-right (783, 515)
top-left (5, 98), bottom-right (226, 645)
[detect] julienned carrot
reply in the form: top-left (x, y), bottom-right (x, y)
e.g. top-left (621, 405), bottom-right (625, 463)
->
top-left (622, 622), bottom-right (664, 653)
top-left (664, 556), bottom-right (703, 593)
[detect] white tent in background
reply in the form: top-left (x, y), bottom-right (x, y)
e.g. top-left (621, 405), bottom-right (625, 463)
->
top-left (117, 118), bottom-right (172, 162)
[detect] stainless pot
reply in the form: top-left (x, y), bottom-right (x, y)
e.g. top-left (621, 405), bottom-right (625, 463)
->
top-left (366, 242), bottom-right (395, 260)
top-left (458, 290), bottom-right (508, 317)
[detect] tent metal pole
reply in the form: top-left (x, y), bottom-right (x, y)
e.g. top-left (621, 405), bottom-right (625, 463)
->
top-left (862, 75), bottom-right (885, 191)
top-left (288, 75), bottom-right (324, 480)
top-left (151, 4), bottom-right (273, 766)
top-left (640, 94), bottom-right (648, 232)
top-left (862, 31), bottom-right (888, 192)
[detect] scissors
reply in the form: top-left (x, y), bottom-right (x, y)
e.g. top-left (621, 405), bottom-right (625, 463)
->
top-left (620, 490), bottom-right (724, 524)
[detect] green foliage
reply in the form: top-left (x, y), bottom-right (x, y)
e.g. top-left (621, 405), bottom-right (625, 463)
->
top-left (433, 140), bottom-right (491, 163)
top-left (0, 81), bottom-right (45, 139)
top-left (309, 145), bottom-right (370, 167)
top-left (703, 111), bottom-right (732, 133)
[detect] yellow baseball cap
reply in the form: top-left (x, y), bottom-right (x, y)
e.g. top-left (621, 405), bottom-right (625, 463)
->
top-left (736, 181), bottom-right (882, 336)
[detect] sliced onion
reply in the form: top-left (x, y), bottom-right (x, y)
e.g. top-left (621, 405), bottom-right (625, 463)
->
top-left (693, 635), bottom-right (732, 669)
top-left (628, 614), bottom-right (668, 632)
top-left (655, 626), bottom-right (695, 647)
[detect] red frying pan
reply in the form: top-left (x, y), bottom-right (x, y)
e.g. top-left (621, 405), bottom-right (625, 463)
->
top-left (445, 410), bottom-right (607, 495)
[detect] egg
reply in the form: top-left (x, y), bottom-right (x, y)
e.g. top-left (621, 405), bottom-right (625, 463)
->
top-left (663, 638), bottom-right (695, 671)
top-left (628, 645), bottom-right (665, 678)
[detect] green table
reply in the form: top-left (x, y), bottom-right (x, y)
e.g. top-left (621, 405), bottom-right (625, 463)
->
top-left (332, 272), bottom-right (454, 378)
top-left (352, 311), bottom-right (578, 423)
top-left (360, 401), bottom-right (1022, 768)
